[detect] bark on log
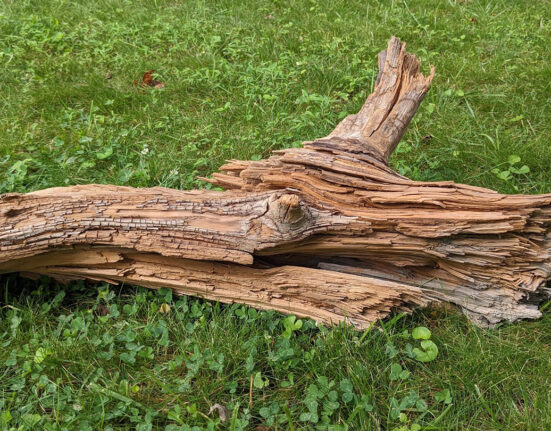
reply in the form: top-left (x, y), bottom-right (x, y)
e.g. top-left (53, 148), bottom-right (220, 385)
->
top-left (2, 37), bottom-right (550, 328)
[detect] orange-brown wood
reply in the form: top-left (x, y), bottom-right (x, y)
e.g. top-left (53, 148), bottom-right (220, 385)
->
top-left (1, 37), bottom-right (549, 328)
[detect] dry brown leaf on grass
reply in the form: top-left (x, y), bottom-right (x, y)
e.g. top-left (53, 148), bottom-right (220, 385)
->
top-left (96, 304), bottom-right (109, 317)
top-left (208, 403), bottom-right (229, 423)
top-left (132, 70), bottom-right (165, 88)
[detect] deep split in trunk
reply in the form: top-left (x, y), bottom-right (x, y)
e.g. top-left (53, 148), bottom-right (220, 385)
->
top-left (2, 37), bottom-right (550, 329)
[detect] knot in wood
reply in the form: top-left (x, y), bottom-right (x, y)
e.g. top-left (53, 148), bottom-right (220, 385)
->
top-left (268, 193), bottom-right (309, 227)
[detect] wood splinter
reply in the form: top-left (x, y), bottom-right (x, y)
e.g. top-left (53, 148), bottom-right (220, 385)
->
top-left (1, 36), bottom-right (550, 329)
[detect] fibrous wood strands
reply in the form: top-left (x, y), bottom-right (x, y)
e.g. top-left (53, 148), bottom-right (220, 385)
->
top-left (2, 37), bottom-right (550, 328)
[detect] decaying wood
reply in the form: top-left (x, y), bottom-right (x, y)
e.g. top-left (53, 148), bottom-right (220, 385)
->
top-left (2, 37), bottom-right (550, 328)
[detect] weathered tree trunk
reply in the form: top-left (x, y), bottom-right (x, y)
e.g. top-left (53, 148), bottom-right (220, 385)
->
top-left (2, 37), bottom-right (550, 328)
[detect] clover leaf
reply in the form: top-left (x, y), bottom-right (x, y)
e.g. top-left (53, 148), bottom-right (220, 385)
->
top-left (412, 340), bottom-right (438, 362)
top-left (411, 326), bottom-right (431, 340)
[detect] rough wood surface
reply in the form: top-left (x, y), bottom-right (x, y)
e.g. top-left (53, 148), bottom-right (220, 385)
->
top-left (2, 37), bottom-right (550, 329)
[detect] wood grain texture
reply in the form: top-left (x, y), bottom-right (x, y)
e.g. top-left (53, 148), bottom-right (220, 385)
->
top-left (1, 37), bottom-right (550, 329)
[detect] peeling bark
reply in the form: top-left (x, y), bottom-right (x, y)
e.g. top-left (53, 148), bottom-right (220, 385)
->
top-left (1, 37), bottom-right (550, 329)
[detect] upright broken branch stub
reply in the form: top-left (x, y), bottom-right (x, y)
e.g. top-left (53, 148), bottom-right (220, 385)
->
top-left (1, 37), bottom-right (550, 329)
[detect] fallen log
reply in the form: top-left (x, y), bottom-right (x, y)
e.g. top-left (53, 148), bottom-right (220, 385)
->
top-left (2, 37), bottom-right (550, 328)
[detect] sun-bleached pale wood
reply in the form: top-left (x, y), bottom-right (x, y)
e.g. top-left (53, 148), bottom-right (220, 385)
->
top-left (2, 37), bottom-right (550, 328)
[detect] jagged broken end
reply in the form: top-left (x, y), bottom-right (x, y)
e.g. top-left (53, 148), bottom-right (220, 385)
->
top-left (314, 36), bottom-right (435, 164)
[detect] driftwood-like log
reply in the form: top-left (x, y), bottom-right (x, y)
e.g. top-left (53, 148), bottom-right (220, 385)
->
top-left (2, 37), bottom-right (550, 328)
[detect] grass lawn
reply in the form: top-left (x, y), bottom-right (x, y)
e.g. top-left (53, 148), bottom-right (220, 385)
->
top-left (1, 0), bottom-right (551, 429)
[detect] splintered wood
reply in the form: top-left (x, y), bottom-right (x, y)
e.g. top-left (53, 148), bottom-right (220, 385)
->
top-left (1, 37), bottom-right (550, 328)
